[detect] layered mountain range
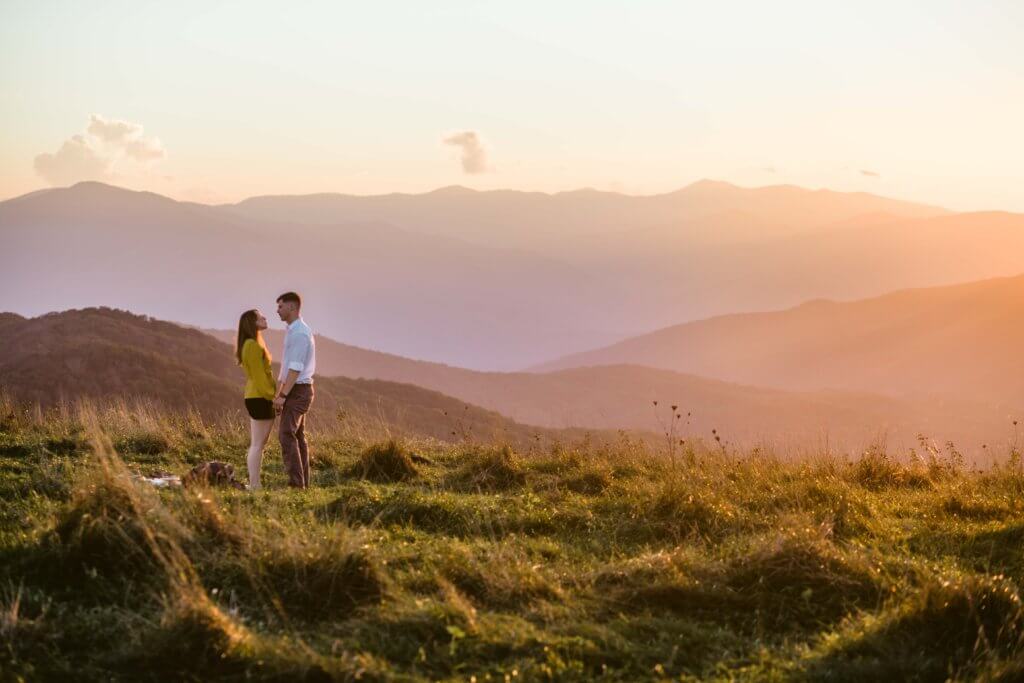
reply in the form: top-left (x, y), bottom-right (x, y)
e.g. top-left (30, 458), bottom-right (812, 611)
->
top-left (7, 180), bottom-right (1022, 369)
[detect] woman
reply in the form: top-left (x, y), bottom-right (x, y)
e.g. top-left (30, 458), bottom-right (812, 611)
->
top-left (236, 309), bottom-right (276, 490)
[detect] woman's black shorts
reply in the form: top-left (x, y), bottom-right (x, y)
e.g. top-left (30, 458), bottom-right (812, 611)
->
top-left (245, 398), bottom-right (275, 420)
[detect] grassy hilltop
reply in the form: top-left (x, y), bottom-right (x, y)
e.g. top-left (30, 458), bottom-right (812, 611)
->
top-left (3, 396), bottom-right (1024, 681)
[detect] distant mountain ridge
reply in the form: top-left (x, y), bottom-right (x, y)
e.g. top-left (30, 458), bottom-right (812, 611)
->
top-left (0, 181), bottom-right (616, 369)
top-left (226, 178), bottom-right (949, 250)
top-left (534, 272), bottom-right (1024, 412)
top-left (4, 180), bottom-right (1021, 370)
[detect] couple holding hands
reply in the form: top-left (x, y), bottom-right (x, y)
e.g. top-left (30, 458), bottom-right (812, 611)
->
top-left (235, 291), bottom-right (316, 490)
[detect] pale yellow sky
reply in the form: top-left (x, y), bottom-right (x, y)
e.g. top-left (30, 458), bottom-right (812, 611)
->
top-left (2, 1), bottom-right (1023, 210)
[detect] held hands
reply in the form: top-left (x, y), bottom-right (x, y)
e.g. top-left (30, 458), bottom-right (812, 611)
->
top-left (273, 395), bottom-right (286, 414)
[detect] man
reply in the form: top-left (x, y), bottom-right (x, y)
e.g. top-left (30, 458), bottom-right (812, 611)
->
top-left (274, 291), bottom-right (316, 488)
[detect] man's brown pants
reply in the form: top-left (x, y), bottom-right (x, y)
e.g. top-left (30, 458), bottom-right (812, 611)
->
top-left (279, 383), bottom-right (314, 488)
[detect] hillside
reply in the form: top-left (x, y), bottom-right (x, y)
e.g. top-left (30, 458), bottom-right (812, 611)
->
top-left (0, 308), bottom-right (577, 445)
top-left (536, 273), bottom-right (1024, 411)
top-left (4, 400), bottom-right (1024, 679)
top-left (206, 327), bottom-right (1013, 455)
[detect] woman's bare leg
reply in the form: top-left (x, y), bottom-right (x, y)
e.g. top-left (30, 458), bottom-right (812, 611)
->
top-left (247, 418), bottom-right (274, 490)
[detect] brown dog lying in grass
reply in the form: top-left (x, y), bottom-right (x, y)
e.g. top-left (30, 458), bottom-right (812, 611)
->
top-left (182, 461), bottom-right (247, 490)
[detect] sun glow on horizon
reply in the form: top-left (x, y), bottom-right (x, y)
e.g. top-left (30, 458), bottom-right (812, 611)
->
top-left (2, 1), bottom-right (1023, 211)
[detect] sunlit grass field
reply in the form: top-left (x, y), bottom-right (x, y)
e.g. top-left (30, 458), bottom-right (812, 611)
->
top-left (3, 395), bottom-right (1024, 681)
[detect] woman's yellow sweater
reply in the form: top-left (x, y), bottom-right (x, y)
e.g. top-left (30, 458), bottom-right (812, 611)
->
top-left (241, 338), bottom-right (276, 400)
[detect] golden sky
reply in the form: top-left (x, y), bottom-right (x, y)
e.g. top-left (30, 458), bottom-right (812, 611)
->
top-left (2, 1), bottom-right (1023, 209)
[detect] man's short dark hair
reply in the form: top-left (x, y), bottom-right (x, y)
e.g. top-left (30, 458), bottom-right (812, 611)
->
top-left (276, 291), bottom-right (302, 309)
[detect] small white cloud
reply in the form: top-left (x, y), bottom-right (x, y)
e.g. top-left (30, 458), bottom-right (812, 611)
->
top-left (860, 169), bottom-right (880, 178)
top-left (33, 134), bottom-right (111, 185)
top-left (123, 136), bottom-right (166, 162)
top-left (34, 114), bottom-right (166, 186)
top-left (442, 130), bottom-right (489, 174)
top-left (87, 114), bottom-right (142, 143)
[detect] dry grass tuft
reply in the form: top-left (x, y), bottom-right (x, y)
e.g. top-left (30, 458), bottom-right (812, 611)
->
top-left (351, 439), bottom-right (419, 482)
top-left (446, 445), bottom-right (526, 492)
top-left (142, 586), bottom-right (255, 673)
top-left (53, 446), bottom-right (189, 583)
top-left (846, 448), bottom-right (933, 491)
top-left (248, 526), bottom-right (386, 619)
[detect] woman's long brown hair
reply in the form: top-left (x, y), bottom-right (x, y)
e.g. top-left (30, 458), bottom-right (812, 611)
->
top-left (236, 309), bottom-right (270, 365)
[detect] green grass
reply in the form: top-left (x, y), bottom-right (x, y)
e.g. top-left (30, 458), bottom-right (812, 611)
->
top-left (3, 397), bottom-right (1024, 681)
